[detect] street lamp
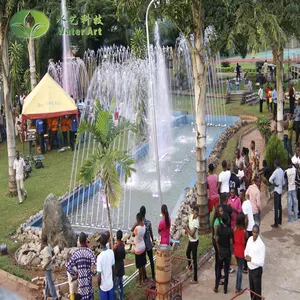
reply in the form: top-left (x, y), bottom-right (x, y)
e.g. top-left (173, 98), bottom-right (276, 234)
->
top-left (146, 0), bottom-right (163, 207)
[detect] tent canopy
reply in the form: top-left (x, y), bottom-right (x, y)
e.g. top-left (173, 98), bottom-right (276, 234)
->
top-left (22, 73), bottom-right (78, 120)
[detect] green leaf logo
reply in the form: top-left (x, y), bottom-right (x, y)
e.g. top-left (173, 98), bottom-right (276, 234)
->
top-left (10, 10), bottom-right (50, 39)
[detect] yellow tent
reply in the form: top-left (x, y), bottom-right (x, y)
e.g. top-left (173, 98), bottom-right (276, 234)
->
top-left (22, 73), bottom-right (78, 120)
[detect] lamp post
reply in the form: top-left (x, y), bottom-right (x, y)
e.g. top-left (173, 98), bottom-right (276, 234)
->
top-left (146, 0), bottom-right (162, 207)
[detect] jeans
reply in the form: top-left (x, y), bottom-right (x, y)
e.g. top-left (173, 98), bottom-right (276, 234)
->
top-left (186, 240), bottom-right (198, 282)
top-left (100, 287), bottom-right (114, 300)
top-left (274, 192), bottom-right (282, 225)
top-left (215, 255), bottom-right (230, 291)
top-left (147, 249), bottom-right (155, 279)
top-left (51, 130), bottom-right (58, 149)
top-left (114, 276), bottom-right (123, 300)
top-left (235, 257), bottom-right (244, 292)
top-left (287, 190), bottom-right (298, 222)
top-left (16, 178), bottom-right (27, 204)
top-left (45, 270), bottom-right (58, 300)
top-left (253, 212), bottom-right (261, 226)
top-left (249, 267), bottom-right (263, 300)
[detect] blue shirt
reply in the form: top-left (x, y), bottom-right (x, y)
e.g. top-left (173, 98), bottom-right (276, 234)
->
top-left (272, 90), bottom-right (277, 103)
top-left (71, 116), bottom-right (78, 132)
top-left (295, 105), bottom-right (300, 121)
top-left (269, 167), bottom-right (285, 194)
top-left (36, 119), bottom-right (44, 133)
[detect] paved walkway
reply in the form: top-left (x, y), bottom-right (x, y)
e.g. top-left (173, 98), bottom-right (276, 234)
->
top-left (182, 196), bottom-right (300, 299)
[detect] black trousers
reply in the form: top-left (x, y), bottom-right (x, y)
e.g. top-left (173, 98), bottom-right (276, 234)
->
top-left (186, 240), bottom-right (198, 282)
top-left (259, 99), bottom-right (263, 113)
top-left (147, 249), bottom-right (155, 280)
top-left (273, 102), bottom-right (277, 121)
top-left (290, 97), bottom-right (295, 114)
top-left (39, 133), bottom-right (45, 154)
top-left (70, 131), bottom-right (76, 151)
top-left (215, 255), bottom-right (230, 291)
top-left (249, 267), bottom-right (263, 300)
top-left (62, 131), bottom-right (68, 146)
top-left (213, 238), bottom-right (219, 280)
top-left (274, 191), bottom-right (282, 225)
top-left (51, 131), bottom-right (58, 149)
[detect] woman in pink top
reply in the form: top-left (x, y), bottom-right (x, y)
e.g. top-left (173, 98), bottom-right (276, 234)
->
top-left (207, 163), bottom-right (219, 212)
top-left (158, 205), bottom-right (171, 245)
top-left (227, 188), bottom-right (242, 229)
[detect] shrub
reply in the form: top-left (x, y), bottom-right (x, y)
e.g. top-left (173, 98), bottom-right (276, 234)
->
top-left (220, 67), bottom-right (235, 73)
top-left (265, 133), bottom-right (288, 171)
top-left (256, 117), bottom-right (272, 143)
top-left (221, 61), bottom-right (231, 68)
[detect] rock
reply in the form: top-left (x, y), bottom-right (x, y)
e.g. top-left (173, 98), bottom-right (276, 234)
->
top-left (31, 257), bottom-right (41, 267)
top-left (53, 245), bottom-right (60, 255)
top-left (42, 193), bottom-right (76, 248)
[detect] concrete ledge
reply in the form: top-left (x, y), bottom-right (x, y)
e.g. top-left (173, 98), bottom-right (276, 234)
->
top-left (0, 269), bottom-right (39, 290)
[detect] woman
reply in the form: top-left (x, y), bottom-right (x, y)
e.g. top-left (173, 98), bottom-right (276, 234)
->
top-left (234, 212), bottom-right (248, 293)
top-left (228, 188), bottom-right (242, 230)
top-left (212, 205), bottom-right (224, 288)
top-left (158, 204), bottom-right (171, 245)
top-left (214, 213), bottom-right (233, 294)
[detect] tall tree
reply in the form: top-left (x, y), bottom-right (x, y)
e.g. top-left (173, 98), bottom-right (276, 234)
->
top-left (77, 103), bottom-right (136, 249)
top-left (117, 0), bottom-right (238, 230)
top-left (0, 0), bottom-right (18, 195)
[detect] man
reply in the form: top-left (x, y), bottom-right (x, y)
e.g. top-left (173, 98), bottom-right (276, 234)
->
top-left (285, 158), bottom-right (298, 223)
top-left (250, 140), bottom-right (260, 180)
top-left (289, 83), bottom-right (296, 114)
top-left (230, 166), bottom-right (240, 197)
top-left (184, 206), bottom-right (200, 284)
top-left (36, 119), bottom-right (45, 154)
top-left (265, 83), bottom-right (271, 112)
top-left (246, 176), bottom-right (261, 226)
top-left (114, 230), bottom-right (125, 300)
top-left (41, 235), bottom-right (58, 300)
top-left (235, 63), bottom-right (241, 82)
top-left (292, 146), bottom-right (300, 168)
top-left (97, 234), bottom-right (115, 300)
top-left (244, 156), bottom-right (253, 191)
top-left (272, 86), bottom-right (277, 121)
top-left (61, 116), bottom-right (70, 147)
top-left (294, 99), bottom-right (300, 144)
top-left (66, 232), bottom-right (96, 300)
top-left (218, 160), bottom-right (231, 203)
top-left (51, 117), bottom-right (59, 150)
top-left (245, 225), bottom-right (266, 300)
top-left (263, 60), bottom-right (268, 78)
top-left (258, 85), bottom-right (263, 113)
top-left (70, 115), bottom-right (78, 151)
top-left (269, 159), bottom-right (285, 228)
top-left (207, 163), bottom-right (219, 212)
top-left (13, 151), bottom-right (27, 204)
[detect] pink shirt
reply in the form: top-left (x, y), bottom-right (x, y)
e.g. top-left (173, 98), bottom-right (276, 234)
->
top-left (207, 174), bottom-right (218, 200)
top-left (245, 184), bottom-right (261, 214)
top-left (228, 195), bottom-right (242, 229)
top-left (158, 217), bottom-right (171, 245)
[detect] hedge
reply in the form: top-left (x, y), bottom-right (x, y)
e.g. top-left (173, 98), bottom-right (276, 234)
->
top-left (220, 67), bottom-right (257, 73)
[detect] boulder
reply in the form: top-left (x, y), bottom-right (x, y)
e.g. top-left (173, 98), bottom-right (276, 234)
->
top-left (42, 193), bottom-right (76, 248)
top-left (31, 257), bottom-right (41, 267)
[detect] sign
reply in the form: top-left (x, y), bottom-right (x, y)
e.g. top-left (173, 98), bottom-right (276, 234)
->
top-left (10, 10), bottom-right (50, 39)
top-left (57, 14), bottom-right (103, 36)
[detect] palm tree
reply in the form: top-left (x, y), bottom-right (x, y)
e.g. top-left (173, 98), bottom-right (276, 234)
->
top-left (77, 103), bottom-right (136, 249)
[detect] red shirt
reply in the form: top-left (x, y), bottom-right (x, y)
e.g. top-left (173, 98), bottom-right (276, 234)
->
top-left (234, 228), bottom-right (245, 258)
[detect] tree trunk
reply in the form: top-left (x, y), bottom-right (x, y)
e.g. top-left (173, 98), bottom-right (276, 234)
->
top-left (0, 24), bottom-right (17, 196)
top-left (273, 46), bottom-right (284, 139)
top-left (104, 186), bottom-right (114, 250)
top-left (28, 38), bottom-right (37, 90)
top-left (192, 1), bottom-right (209, 231)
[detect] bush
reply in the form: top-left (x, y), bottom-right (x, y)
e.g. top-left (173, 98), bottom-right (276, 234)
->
top-left (265, 133), bottom-right (288, 171)
top-left (220, 67), bottom-right (235, 73)
top-left (256, 117), bottom-right (272, 143)
top-left (221, 61), bottom-right (231, 68)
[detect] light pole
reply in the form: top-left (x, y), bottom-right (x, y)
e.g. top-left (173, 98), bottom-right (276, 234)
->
top-left (146, 0), bottom-right (162, 207)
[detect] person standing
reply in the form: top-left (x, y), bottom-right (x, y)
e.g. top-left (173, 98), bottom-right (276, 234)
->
top-left (133, 213), bottom-right (146, 285)
top-left (13, 151), bottom-right (27, 204)
top-left (235, 63), bottom-right (241, 82)
top-left (245, 225), bottom-right (266, 300)
top-left (287, 114), bottom-right (294, 156)
top-left (258, 85), bottom-right (263, 113)
top-left (269, 159), bottom-right (285, 228)
top-left (246, 176), bottom-right (261, 226)
top-left (250, 141), bottom-right (260, 180)
top-left (230, 166), bottom-right (240, 197)
top-left (263, 60), bottom-right (268, 79)
top-left (36, 119), bottom-right (45, 154)
top-left (228, 188), bottom-right (242, 230)
top-left (97, 234), bottom-right (115, 300)
top-left (235, 149), bottom-right (244, 168)
top-left (158, 204), bottom-right (171, 245)
top-left (70, 115), bottom-right (78, 151)
top-left (272, 86), bottom-right (277, 121)
top-left (114, 230), bottom-right (125, 300)
top-left (265, 84), bottom-right (271, 112)
top-left (289, 83), bottom-right (296, 114)
top-left (61, 116), bottom-right (69, 147)
top-left (214, 213), bottom-right (233, 294)
top-left (139, 206), bottom-right (155, 280)
top-left (234, 213), bottom-right (248, 293)
top-left (66, 232), bottom-right (96, 300)
top-left (238, 162), bottom-right (246, 204)
top-left (218, 160), bottom-right (231, 204)
top-left (41, 235), bottom-right (58, 300)
top-left (294, 99), bottom-right (300, 144)
top-left (244, 156), bottom-right (253, 191)
top-left (51, 117), bottom-right (59, 150)
top-left (207, 163), bottom-right (219, 213)
top-left (184, 206), bottom-right (200, 284)
top-left (284, 158), bottom-right (299, 223)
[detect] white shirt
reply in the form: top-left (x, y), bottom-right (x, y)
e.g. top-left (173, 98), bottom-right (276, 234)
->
top-left (219, 170), bottom-right (231, 193)
top-left (292, 155), bottom-right (300, 166)
top-left (263, 62), bottom-right (268, 74)
top-left (134, 225), bottom-right (146, 254)
top-left (269, 167), bottom-right (285, 194)
top-left (242, 199), bottom-right (255, 231)
top-left (258, 88), bottom-right (263, 99)
top-left (41, 245), bottom-right (53, 270)
top-left (285, 166), bottom-right (297, 191)
top-left (97, 249), bottom-right (115, 292)
top-left (188, 214), bottom-right (199, 242)
top-left (238, 170), bottom-right (245, 191)
top-left (13, 157), bottom-right (25, 180)
top-left (244, 236), bottom-right (265, 270)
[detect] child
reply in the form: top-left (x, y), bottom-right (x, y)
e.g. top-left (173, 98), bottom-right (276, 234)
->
top-left (97, 233), bottom-right (115, 300)
top-left (114, 230), bottom-right (126, 300)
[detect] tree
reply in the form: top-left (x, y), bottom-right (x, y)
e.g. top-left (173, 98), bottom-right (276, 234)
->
top-left (77, 103), bottom-right (136, 249)
top-left (0, 0), bottom-right (18, 195)
top-left (117, 0), bottom-right (239, 230)
top-left (130, 28), bottom-right (147, 58)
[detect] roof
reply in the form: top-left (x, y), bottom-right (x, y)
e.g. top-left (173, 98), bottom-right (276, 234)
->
top-left (22, 73), bottom-right (78, 119)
